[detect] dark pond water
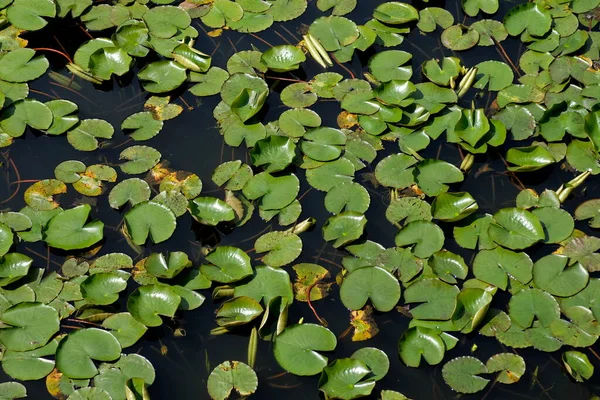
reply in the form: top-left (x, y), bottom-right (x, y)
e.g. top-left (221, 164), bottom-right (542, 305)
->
top-left (1, 0), bottom-right (600, 398)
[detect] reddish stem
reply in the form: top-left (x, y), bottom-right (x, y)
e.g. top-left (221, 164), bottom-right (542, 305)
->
top-left (33, 48), bottom-right (72, 63)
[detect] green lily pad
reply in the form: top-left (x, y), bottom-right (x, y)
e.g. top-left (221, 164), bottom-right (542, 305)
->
top-left (0, 382), bottom-right (26, 399)
top-left (324, 182), bottom-right (370, 214)
top-left (44, 205), bottom-right (104, 251)
top-left (441, 25), bottom-right (480, 51)
top-left (488, 207), bottom-right (544, 249)
top-left (265, 0), bottom-right (306, 22)
top-left (67, 119), bottom-right (114, 151)
top-left (273, 323), bottom-right (337, 376)
top-left (255, 231), bottom-right (302, 267)
top-left (397, 327), bottom-right (445, 367)
top-left (442, 356), bottom-right (489, 394)
top-left (121, 112), bottom-right (163, 141)
top-left (207, 361), bottom-right (258, 400)
top-left (1, 339), bottom-right (58, 380)
top-left (374, 154), bottom-right (417, 189)
top-left (119, 145), bottom-right (161, 175)
top-left (1, 99), bottom-right (52, 137)
top-left (414, 159), bottom-right (463, 197)
top-left (532, 206), bottom-right (574, 244)
top-left (368, 51), bottom-right (412, 82)
top-left (56, 328), bottom-right (121, 379)
top-left (403, 278), bottom-right (459, 320)
top-left (216, 296), bottom-right (263, 327)
top-left (143, 5), bottom-right (190, 38)
top-left (101, 313), bottom-right (147, 348)
top-left (373, 2), bottom-right (418, 25)
top-left (509, 288), bottom-right (560, 329)
top-left (201, 246), bottom-right (252, 283)
top-left (80, 273), bottom-right (127, 306)
top-left (189, 196), bottom-right (235, 226)
top-left (429, 250), bottom-right (468, 284)
top-left (250, 136), bottom-right (296, 172)
top-left (234, 265), bottom-right (293, 304)
top-left (395, 220), bottom-right (444, 258)
top-left (242, 172), bottom-right (299, 210)
top-left (504, 3), bottom-right (552, 37)
top-left (137, 61), bottom-right (187, 93)
top-left (486, 353), bottom-right (525, 384)
top-left (533, 254), bottom-right (588, 297)
top-left (108, 178), bottom-right (151, 209)
top-left (432, 192), bottom-right (478, 222)
top-left (562, 351), bottom-right (594, 382)
top-left (462, 0), bottom-right (498, 17)
top-left (261, 45), bottom-right (305, 72)
top-left (340, 266), bottom-right (400, 312)
top-left (0, 48), bottom-right (48, 83)
top-left (124, 201), bottom-right (176, 245)
top-left (0, 302), bottom-right (59, 351)
top-left (322, 211), bottom-right (367, 248)
top-left (308, 16), bottom-right (359, 51)
top-left (417, 7), bottom-right (454, 33)
top-left (318, 358), bottom-right (375, 400)
top-left (473, 247), bottom-right (532, 290)
top-left (279, 108), bottom-right (321, 138)
top-left (575, 199), bottom-right (600, 228)
top-left (127, 284), bottom-right (181, 327)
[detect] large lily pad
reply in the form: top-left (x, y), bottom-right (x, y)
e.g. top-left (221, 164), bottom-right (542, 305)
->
top-left (273, 324), bottom-right (337, 376)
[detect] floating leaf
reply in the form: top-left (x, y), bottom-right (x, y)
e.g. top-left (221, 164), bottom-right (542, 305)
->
top-left (397, 327), bottom-right (445, 367)
top-left (0, 302), bottom-right (59, 352)
top-left (508, 288), bottom-right (560, 329)
top-left (261, 45), bottom-right (305, 72)
top-left (273, 324), bottom-right (336, 376)
top-left (189, 197), bottom-right (235, 226)
top-left (318, 358), bottom-right (375, 400)
top-left (340, 266), bottom-right (400, 312)
top-left (473, 247), bottom-right (532, 290)
top-left (323, 211), bottom-right (367, 248)
top-left (44, 205), bottom-right (104, 250)
top-left (432, 192), bottom-right (478, 222)
top-left (102, 313), bottom-right (147, 348)
top-left (124, 201), bottom-right (176, 245)
top-left (67, 119), bottom-right (114, 152)
top-left (127, 284), bottom-right (181, 327)
top-left (119, 145), bottom-right (161, 175)
top-left (255, 231), bottom-right (302, 267)
top-left (201, 246), bottom-right (252, 283)
top-left (0, 48), bottom-right (48, 82)
top-left (395, 221), bottom-right (444, 258)
top-left (207, 361), bottom-right (258, 400)
top-left (532, 254), bottom-right (588, 297)
top-left (108, 178), bottom-right (151, 209)
top-left (562, 351), bottom-right (594, 382)
top-left (373, 2), bottom-right (418, 24)
top-left (250, 136), bottom-right (296, 172)
top-left (403, 278), bottom-right (459, 320)
top-left (2, 339), bottom-right (58, 381)
top-left (488, 208), bottom-right (544, 250)
top-left (442, 357), bottom-right (489, 394)
top-left (56, 328), bottom-right (121, 379)
top-left (504, 3), bottom-right (552, 37)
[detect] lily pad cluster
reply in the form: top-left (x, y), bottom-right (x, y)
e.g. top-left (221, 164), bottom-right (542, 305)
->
top-left (1, 0), bottom-right (600, 399)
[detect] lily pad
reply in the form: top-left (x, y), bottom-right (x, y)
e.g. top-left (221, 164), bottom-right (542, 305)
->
top-left (127, 284), bottom-right (181, 327)
top-left (340, 266), bottom-right (400, 312)
top-left (207, 361), bottom-right (258, 400)
top-left (201, 246), bottom-right (252, 283)
top-left (124, 201), bottom-right (176, 245)
top-left (44, 205), bottom-right (104, 250)
top-left (442, 356), bottom-right (489, 394)
top-left (273, 323), bottom-right (337, 376)
top-left (55, 328), bottom-right (121, 379)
